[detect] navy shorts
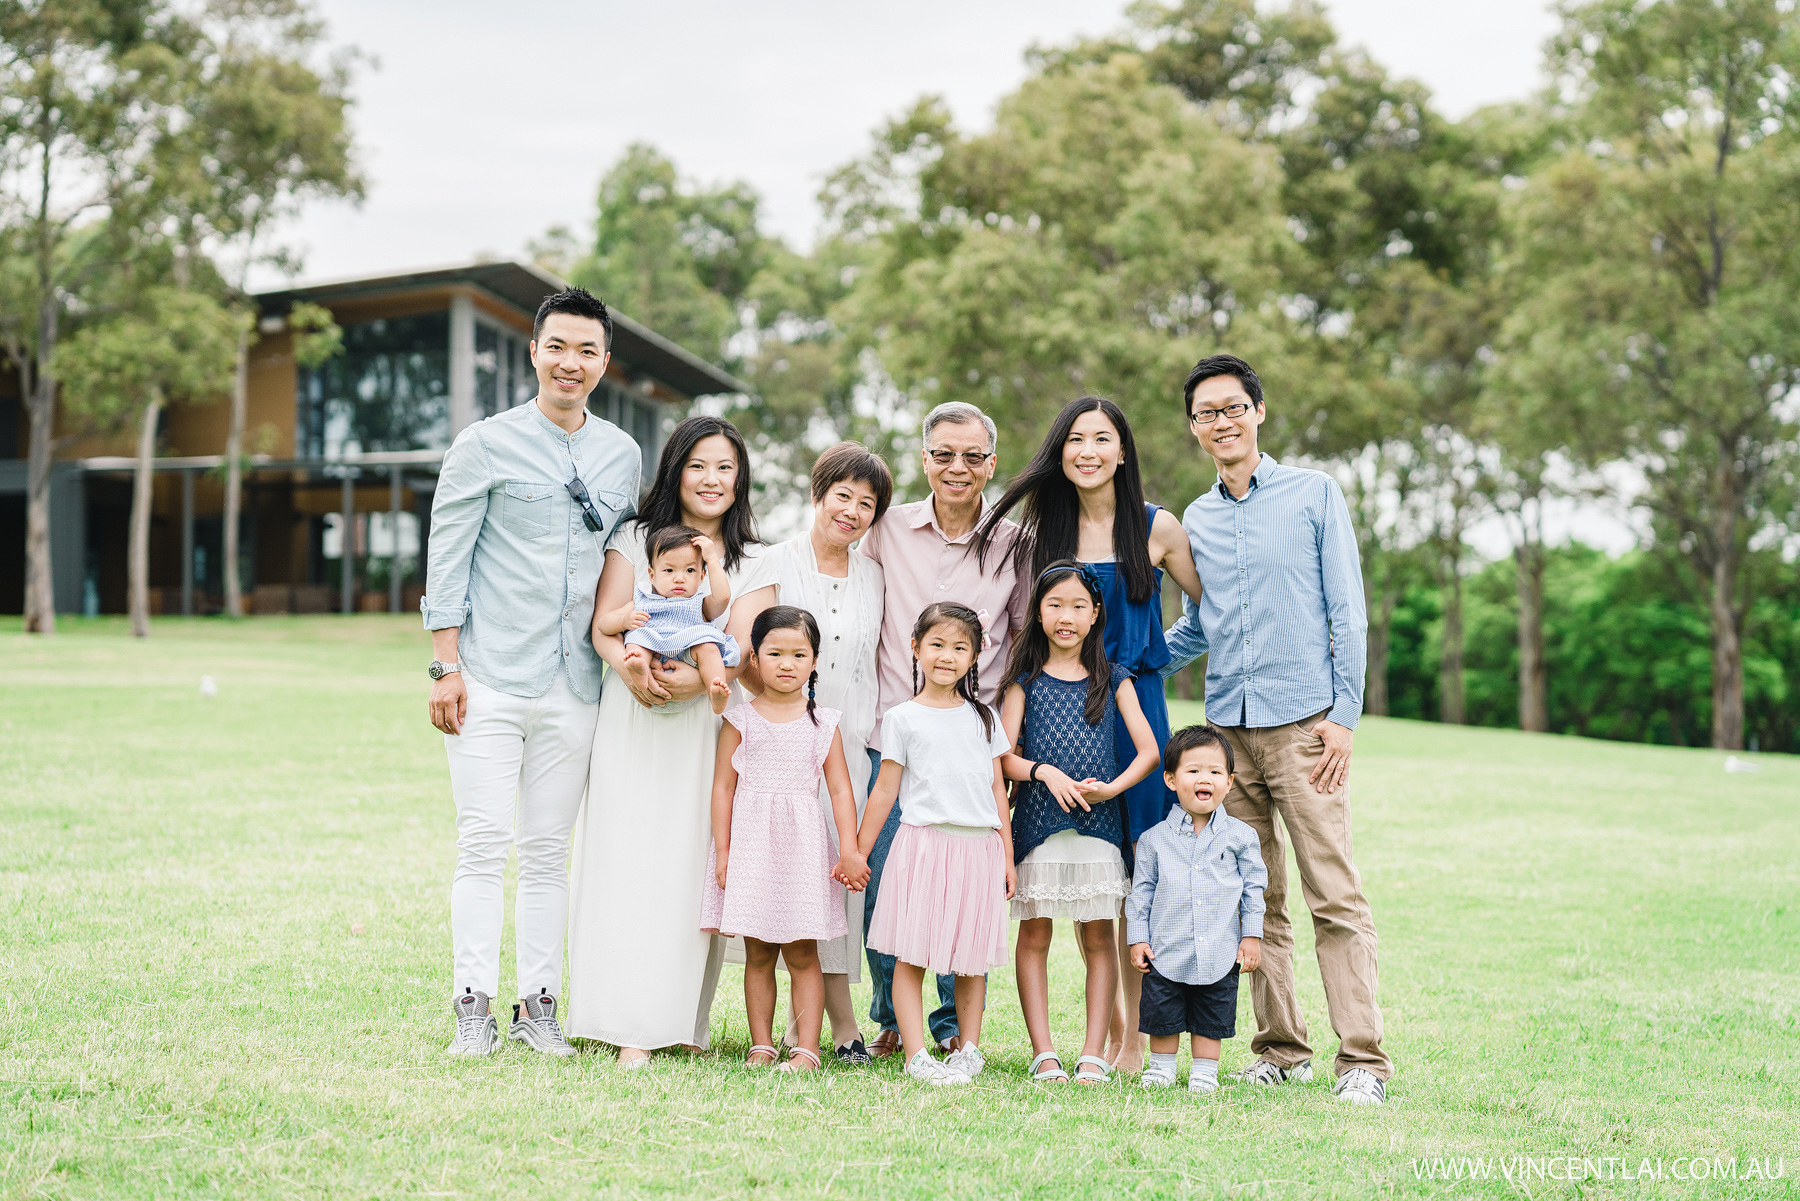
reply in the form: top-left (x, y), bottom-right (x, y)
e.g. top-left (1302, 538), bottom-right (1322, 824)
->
top-left (1138, 963), bottom-right (1240, 1039)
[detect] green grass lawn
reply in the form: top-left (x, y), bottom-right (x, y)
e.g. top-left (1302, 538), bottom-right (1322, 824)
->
top-left (2, 616), bottom-right (1797, 1199)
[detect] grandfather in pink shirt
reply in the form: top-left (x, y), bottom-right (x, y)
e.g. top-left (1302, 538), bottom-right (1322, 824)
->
top-left (855, 400), bottom-right (1031, 1058)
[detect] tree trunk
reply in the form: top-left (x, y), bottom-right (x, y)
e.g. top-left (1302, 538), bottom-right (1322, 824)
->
top-left (1438, 561), bottom-right (1465, 725)
top-left (1709, 541), bottom-right (1744, 750)
top-left (23, 293), bottom-right (58, 633)
top-left (223, 332), bottom-right (249, 617)
top-left (129, 393), bottom-right (164, 638)
top-left (1515, 540), bottom-right (1548, 732)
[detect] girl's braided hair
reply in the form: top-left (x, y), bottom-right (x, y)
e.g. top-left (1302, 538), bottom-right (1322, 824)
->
top-left (908, 601), bottom-right (994, 741)
top-left (750, 605), bottom-right (822, 726)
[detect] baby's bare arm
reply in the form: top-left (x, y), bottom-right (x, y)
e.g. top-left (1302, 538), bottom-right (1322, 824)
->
top-left (594, 598), bottom-right (645, 637)
top-left (695, 536), bottom-right (732, 622)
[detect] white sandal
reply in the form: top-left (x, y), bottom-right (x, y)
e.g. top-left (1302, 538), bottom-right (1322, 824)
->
top-left (1030, 1050), bottom-right (1070, 1083)
top-left (777, 1046), bottom-right (822, 1074)
top-left (1075, 1054), bottom-right (1112, 1085)
top-left (745, 1044), bottom-right (779, 1068)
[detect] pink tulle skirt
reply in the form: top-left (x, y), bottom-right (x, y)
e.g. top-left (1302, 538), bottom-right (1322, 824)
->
top-left (867, 823), bottom-right (1010, 976)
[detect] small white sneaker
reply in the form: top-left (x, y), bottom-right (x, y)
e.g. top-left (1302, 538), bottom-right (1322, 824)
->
top-left (1140, 1060), bottom-right (1179, 1089)
top-left (1188, 1070), bottom-right (1218, 1094)
top-left (905, 1049), bottom-right (971, 1086)
top-left (944, 1043), bottom-right (986, 1080)
top-left (1332, 1067), bottom-right (1387, 1106)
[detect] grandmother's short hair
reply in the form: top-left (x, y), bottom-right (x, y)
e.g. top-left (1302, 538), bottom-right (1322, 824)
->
top-left (809, 441), bottom-right (894, 524)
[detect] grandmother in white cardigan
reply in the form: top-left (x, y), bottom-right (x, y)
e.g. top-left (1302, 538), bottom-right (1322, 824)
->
top-left (757, 441), bottom-right (892, 1063)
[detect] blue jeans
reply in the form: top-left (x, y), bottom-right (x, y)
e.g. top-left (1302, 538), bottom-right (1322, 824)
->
top-left (863, 749), bottom-right (960, 1043)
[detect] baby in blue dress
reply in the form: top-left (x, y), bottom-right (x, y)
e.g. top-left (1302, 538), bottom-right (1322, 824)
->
top-left (596, 524), bottom-right (740, 714)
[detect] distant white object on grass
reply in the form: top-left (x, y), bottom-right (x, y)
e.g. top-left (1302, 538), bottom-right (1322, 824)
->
top-left (199, 676), bottom-right (218, 698)
top-left (1724, 755), bottom-right (1759, 773)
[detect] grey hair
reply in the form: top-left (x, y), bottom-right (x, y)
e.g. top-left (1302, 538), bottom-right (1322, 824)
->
top-left (921, 402), bottom-right (998, 453)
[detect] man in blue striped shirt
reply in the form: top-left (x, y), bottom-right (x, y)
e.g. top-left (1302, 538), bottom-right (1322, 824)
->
top-left (1161, 353), bottom-right (1390, 1106)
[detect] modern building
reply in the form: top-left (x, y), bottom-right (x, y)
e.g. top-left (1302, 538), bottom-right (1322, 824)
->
top-left (0, 261), bottom-right (745, 616)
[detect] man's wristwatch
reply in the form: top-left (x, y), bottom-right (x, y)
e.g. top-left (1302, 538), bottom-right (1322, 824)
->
top-left (428, 660), bottom-right (461, 681)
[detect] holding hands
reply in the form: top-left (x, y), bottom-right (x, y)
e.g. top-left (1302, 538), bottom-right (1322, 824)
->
top-left (831, 850), bottom-right (870, 892)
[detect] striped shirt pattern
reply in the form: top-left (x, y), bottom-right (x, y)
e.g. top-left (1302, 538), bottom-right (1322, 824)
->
top-left (1126, 805), bottom-right (1268, 987)
top-left (1161, 454), bottom-right (1368, 730)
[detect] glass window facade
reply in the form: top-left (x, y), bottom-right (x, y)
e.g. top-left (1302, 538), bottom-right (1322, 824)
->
top-left (474, 319), bottom-right (533, 419)
top-left (589, 379), bottom-right (664, 482)
top-left (297, 313), bottom-right (450, 458)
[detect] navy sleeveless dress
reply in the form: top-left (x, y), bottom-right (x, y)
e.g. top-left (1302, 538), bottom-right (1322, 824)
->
top-left (1083, 502), bottom-right (1176, 842)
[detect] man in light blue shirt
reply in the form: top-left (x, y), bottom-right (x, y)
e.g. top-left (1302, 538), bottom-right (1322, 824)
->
top-left (422, 288), bottom-right (640, 1058)
top-left (1161, 353), bottom-right (1390, 1105)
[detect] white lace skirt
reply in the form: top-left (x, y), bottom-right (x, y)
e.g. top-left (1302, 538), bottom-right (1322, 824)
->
top-left (1010, 830), bottom-right (1128, 922)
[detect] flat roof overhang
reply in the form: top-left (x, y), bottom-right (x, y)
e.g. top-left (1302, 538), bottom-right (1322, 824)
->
top-left (254, 260), bottom-right (751, 401)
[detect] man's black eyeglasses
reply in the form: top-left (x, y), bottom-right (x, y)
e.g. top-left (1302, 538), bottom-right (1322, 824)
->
top-left (565, 475), bottom-right (605, 533)
top-left (1189, 402), bottom-right (1255, 425)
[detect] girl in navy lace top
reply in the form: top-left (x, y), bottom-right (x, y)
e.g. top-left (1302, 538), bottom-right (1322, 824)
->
top-left (998, 561), bottom-right (1161, 1084)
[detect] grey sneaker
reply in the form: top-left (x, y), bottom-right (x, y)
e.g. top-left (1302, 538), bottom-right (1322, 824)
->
top-left (944, 1043), bottom-right (986, 1080)
top-left (1332, 1067), bottom-right (1387, 1105)
top-left (1228, 1057), bottom-right (1312, 1085)
top-left (509, 989), bottom-right (576, 1057)
top-left (447, 988), bottom-right (499, 1056)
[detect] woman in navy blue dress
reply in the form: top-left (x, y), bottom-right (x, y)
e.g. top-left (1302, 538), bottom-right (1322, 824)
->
top-left (975, 395), bottom-right (1204, 1074)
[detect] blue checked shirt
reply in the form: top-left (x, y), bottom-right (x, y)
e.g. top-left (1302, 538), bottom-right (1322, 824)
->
top-left (1161, 454), bottom-right (1367, 730)
top-left (422, 402), bottom-right (639, 703)
top-left (1126, 805), bottom-right (1267, 987)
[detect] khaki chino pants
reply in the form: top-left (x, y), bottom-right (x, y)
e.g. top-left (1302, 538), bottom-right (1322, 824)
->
top-left (1218, 712), bottom-right (1391, 1080)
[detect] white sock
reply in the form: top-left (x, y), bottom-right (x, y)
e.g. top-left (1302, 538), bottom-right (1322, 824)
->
top-left (1150, 1052), bottom-right (1178, 1077)
top-left (1190, 1058), bottom-right (1219, 1088)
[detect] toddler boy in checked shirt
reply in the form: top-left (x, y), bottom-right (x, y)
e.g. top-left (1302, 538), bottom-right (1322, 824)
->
top-left (1127, 725), bottom-right (1267, 1092)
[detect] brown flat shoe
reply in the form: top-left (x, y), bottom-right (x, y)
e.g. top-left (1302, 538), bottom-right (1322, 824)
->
top-left (867, 1029), bottom-right (902, 1059)
top-left (935, 1035), bottom-right (964, 1055)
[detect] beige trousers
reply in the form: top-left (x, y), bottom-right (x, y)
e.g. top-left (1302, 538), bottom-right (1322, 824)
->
top-left (1218, 713), bottom-right (1391, 1080)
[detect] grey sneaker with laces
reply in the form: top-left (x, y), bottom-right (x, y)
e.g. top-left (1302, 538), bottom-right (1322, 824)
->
top-left (509, 989), bottom-right (576, 1057)
top-left (447, 988), bottom-right (499, 1056)
top-left (1228, 1057), bottom-right (1312, 1085)
top-left (1332, 1067), bottom-right (1387, 1105)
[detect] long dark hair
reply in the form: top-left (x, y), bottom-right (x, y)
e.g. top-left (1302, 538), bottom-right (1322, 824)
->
top-left (1004, 560), bottom-right (1113, 727)
top-left (974, 396), bottom-right (1156, 603)
top-left (750, 605), bottom-right (822, 726)
top-left (908, 601), bottom-right (994, 741)
top-left (633, 415), bottom-right (760, 572)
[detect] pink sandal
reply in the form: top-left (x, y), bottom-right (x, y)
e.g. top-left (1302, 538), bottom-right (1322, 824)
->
top-left (777, 1046), bottom-right (822, 1074)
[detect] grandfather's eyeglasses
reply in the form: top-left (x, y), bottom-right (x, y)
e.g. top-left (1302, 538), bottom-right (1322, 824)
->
top-left (1189, 402), bottom-right (1256, 425)
top-left (565, 474), bottom-right (605, 533)
top-left (927, 449), bottom-right (992, 467)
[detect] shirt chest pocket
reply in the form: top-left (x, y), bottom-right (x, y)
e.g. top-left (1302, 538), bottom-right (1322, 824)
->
top-left (501, 482), bottom-right (556, 538)
top-left (591, 488), bottom-right (630, 538)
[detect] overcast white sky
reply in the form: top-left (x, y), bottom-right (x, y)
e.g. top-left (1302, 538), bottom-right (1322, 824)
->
top-left (269, 0), bottom-right (1562, 288)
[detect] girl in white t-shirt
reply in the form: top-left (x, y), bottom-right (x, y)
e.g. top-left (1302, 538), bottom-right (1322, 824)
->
top-left (857, 601), bottom-right (1016, 1086)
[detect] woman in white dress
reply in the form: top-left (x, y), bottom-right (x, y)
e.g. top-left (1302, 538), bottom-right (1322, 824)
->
top-left (567, 417), bottom-right (778, 1066)
top-left (761, 443), bottom-right (891, 1062)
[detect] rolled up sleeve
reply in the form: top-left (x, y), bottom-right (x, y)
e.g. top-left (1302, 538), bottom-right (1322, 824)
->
top-left (1160, 594), bottom-right (1209, 679)
top-left (421, 430), bottom-right (492, 631)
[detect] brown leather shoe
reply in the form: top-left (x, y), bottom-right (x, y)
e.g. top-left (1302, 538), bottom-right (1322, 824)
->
top-left (867, 1029), bottom-right (902, 1059)
top-left (935, 1035), bottom-right (963, 1055)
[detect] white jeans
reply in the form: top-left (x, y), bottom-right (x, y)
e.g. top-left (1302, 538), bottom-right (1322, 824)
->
top-left (444, 669), bottom-right (597, 1000)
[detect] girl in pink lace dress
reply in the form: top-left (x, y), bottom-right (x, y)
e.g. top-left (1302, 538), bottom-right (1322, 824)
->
top-left (702, 606), bottom-right (870, 1072)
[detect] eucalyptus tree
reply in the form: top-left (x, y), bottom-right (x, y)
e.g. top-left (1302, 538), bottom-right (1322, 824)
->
top-left (1526, 0), bottom-right (1800, 748)
top-left (0, 0), bottom-right (174, 632)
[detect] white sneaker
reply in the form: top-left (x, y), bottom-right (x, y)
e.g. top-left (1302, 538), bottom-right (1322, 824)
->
top-left (944, 1043), bottom-right (986, 1079)
top-left (1140, 1060), bottom-right (1178, 1088)
top-left (1332, 1067), bottom-right (1387, 1105)
top-left (905, 1049), bottom-right (971, 1086)
top-left (1228, 1057), bottom-right (1312, 1085)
